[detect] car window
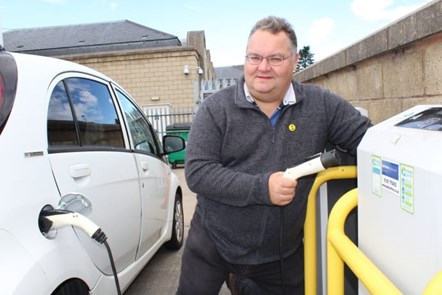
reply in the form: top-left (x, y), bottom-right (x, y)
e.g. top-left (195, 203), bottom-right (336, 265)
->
top-left (0, 52), bottom-right (18, 135)
top-left (47, 81), bottom-right (79, 146)
top-left (47, 78), bottom-right (125, 149)
top-left (115, 89), bottom-right (159, 155)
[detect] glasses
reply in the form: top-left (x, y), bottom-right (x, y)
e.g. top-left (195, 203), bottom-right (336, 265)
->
top-left (245, 54), bottom-right (293, 66)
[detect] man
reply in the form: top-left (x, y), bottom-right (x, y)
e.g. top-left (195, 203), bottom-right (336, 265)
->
top-left (177, 16), bottom-right (371, 294)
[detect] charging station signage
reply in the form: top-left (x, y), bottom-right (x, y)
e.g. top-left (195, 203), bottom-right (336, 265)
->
top-left (381, 160), bottom-right (399, 196)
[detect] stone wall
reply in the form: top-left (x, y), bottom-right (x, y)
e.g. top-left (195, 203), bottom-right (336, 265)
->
top-left (294, 0), bottom-right (442, 124)
top-left (63, 47), bottom-right (202, 110)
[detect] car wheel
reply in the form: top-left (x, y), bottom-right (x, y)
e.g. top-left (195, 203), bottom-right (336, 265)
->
top-left (165, 194), bottom-right (184, 250)
top-left (52, 279), bottom-right (89, 295)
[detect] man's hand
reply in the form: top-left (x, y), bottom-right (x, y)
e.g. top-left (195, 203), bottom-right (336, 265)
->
top-left (268, 172), bottom-right (297, 206)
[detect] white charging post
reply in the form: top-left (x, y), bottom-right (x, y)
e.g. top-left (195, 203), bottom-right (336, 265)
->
top-left (357, 105), bottom-right (442, 294)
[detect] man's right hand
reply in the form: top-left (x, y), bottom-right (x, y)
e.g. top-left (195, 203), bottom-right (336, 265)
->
top-left (268, 172), bottom-right (297, 206)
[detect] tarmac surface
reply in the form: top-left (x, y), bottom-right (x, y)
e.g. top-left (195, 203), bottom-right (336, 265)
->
top-left (123, 167), bottom-right (231, 295)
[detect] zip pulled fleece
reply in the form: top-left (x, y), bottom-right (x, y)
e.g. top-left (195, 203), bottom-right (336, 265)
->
top-left (184, 77), bottom-right (371, 265)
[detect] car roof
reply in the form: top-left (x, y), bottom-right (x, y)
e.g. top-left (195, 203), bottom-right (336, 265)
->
top-left (9, 52), bottom-right (111, 82)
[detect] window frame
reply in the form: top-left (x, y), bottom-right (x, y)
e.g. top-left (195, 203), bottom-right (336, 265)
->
top-left (111, 83), bottom-right (165, 159)
top-left (47, 73), bottom-right (130, 154)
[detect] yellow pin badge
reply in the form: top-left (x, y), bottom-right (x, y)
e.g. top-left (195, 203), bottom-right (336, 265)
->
top-left (288, 123), bottom-right (296, 132)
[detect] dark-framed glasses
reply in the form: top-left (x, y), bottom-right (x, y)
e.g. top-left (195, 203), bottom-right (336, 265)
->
top-left (245, 54), bottom-right (293, 66)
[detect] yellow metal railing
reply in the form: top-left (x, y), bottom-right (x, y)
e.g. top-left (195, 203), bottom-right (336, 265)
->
top-left (325, 188), bottom-right (442, 295)
top-left (304, 166), bottom-right (358, 295)
top-left (326, 189), bottom-right (401, 294)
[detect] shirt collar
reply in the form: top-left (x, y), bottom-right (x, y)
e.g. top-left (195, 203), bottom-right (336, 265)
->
top-left (244, 82), bottom-right (297, 106)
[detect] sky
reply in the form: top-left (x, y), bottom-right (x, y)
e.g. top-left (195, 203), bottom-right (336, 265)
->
top-left (0, 0), bottom-right (435, 67)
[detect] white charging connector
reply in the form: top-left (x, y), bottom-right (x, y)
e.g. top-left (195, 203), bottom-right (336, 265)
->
top-left (283, 150), bottom-right (340, 180)
top-left (40, 210), bottom-right (107, 244)
top-left (45, 212), bottom-right (99, 236)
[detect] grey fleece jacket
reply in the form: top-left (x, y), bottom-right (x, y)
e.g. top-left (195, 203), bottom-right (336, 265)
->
top-left (185, 77), bottom-right (371, 265)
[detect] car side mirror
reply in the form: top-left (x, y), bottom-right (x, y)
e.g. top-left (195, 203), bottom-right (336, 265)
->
top-left (162, 135), bottom-right (186, 155)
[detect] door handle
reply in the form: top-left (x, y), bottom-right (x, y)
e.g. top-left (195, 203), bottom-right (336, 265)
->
top-left (140, 161), bottom-right (149, 172)
top-left (70, 164), bottom-right (91, 179)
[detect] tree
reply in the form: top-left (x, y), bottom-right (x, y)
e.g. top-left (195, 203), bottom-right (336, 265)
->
top-left (296, 46), bottom-right (315, 72)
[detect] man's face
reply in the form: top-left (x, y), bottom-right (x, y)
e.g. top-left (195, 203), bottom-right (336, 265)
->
top-left (244, 29), bottom-right (297, 103)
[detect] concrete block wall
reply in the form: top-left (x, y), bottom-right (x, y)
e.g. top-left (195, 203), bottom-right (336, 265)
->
top-left (294, 0), bottom-right (442, 124)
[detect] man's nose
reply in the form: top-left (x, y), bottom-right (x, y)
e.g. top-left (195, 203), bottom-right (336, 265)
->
top-left (258, 58), bottom-right (271, 71)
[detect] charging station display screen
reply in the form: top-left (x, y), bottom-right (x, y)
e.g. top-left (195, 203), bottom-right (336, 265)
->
top-left (395, 107), bottom-right (442, 131)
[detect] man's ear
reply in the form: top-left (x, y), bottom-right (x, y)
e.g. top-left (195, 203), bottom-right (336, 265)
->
top-left (294, 53), bottom-right (300, 64)
top-left (292, 53), bottom-right (300, 73)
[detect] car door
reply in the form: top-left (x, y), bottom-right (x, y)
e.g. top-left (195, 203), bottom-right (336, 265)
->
top-left (47, 75), bottom-right (142, 274)
top-left (114, 87), bottom-right (170, 258)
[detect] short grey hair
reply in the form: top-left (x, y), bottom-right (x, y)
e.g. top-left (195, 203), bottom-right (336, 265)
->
top-left (249, 16), bottom-right (298, 54)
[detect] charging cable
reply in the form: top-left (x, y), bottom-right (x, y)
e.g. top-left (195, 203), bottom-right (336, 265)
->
top-left (278, 149), bottom-right (341, 294)
top-left (39, 209), bottom-right (122, 295)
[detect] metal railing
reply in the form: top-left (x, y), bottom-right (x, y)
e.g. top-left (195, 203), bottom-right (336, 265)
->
top-left (145, 108), bottom-right (194, 139)
top-left (327, 189), bottom-right (442, 295)
top-left (304, 166), bottom-right (358, 295)
top-left (327, 188), bottom-right (402, 294)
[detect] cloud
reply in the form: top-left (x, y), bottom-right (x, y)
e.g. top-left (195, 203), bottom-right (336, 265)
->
top-left (351, 0), bottom-right (429, 22)
top-left (109, 2), bottom-right (118, 12)
top-left (184, 5), bottom-right (200, 11)
top-left (78, 90), bottom-right (98, 104)
top-left (303, 18), bottom-right (341, 61)
top-left (42, 0), bottom-right (67, 4)
top-left (307, 18), bottom-right (335, 44)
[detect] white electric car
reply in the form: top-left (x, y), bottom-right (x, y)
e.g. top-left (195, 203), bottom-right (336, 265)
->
top-left (0, 49), bottom-right (186, 295)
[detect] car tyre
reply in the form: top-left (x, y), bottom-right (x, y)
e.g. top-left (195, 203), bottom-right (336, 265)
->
top-left (165, 194), bottom-right (184, 250)
top-left (52, 279), bottom-right (89, 295)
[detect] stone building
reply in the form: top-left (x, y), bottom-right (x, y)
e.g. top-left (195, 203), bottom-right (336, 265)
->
top-left (3, 20), bottom-right (215, 113)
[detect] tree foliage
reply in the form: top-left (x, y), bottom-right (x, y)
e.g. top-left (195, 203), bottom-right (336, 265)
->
top-left (296, 46), bottom-right (315, 72)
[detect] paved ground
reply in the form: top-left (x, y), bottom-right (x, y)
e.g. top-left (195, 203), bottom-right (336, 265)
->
top-left (124, 167), bottom-right (231, 295)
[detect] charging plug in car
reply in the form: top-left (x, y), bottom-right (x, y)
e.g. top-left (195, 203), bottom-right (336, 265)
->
top-left (39, 209), bottom-right (107, 243)
top-left (39, 207), bottom-right (121, 295)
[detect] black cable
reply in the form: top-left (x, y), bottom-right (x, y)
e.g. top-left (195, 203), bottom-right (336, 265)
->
top-left (279, 207), bottom-right (286, 295)
top-left (104, 240), bottom-right (122, 295)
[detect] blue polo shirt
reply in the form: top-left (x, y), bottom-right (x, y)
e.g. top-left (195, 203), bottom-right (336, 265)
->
top-left (244, 83), bottom-right (296, 126)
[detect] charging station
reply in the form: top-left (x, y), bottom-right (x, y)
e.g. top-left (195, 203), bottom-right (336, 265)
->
top-left (357, 105), bottom-right (442, 294)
